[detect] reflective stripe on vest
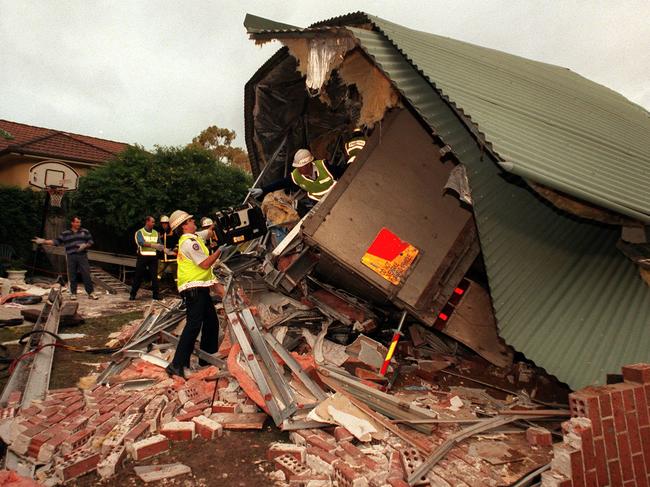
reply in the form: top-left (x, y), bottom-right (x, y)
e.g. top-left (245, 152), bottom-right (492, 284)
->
top-left (291, 159), bottom-right (335, 201)
top-left (176, 234), bottom-right (216, 292)
top-left (345, 137), bottom-right (366, 164)
top-left (135, 228), bottom-right (158, 256)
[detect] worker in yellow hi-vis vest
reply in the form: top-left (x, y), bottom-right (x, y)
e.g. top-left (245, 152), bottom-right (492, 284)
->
top-left (249, 149), bottom-right (343, 217)
top-left (130, 216), bottom-right (163, 301)
top-left (164, 210), bottom-right (221, 379)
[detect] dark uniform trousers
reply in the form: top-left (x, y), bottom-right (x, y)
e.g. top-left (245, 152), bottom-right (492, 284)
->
top-left (67, 253), bottom-right (94, 295)
top-left (171, 287), bottom-right (218, 368)
top-left (130, 255), bottom-right (159, 299)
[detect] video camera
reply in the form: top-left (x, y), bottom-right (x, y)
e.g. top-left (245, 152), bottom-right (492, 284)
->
top-left (214, 203), bottom-right (267, 245)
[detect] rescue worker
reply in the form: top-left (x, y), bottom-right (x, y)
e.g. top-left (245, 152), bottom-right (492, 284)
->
top-left (165, 210), bottom-right (221, 379)
top-left (33, 216), bottom-right (99, 300)
top-left (130, 216), bottom-right (162, 301)
top-left (344, 127), bottom-right (366, 164)
top-left (158, 215), bottom-right (178, 280)
top-left (198, 217), bottom-right (219, 254)
top-left (250, 149), bottom-right (341, 216)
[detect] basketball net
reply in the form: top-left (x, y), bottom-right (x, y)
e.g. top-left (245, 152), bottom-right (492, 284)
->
top-left (46, 187), bottom-right (67, 207)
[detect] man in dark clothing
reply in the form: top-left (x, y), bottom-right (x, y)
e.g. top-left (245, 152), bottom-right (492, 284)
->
top-left (130, 216), bottom-right (162, 301)
top-left (34, 216), bottom-right (98, 301)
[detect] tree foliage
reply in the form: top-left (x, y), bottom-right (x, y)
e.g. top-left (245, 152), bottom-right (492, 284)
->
top-left (0, 186), bottom-right (44, 265)
top-left (70, 145), bottom-right (251, 251)
top-left (190, 126), bottom-right (251, 173)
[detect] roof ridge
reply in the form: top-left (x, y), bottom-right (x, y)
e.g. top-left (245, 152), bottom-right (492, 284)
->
top-left (0, 119), bottom-right (127, 146)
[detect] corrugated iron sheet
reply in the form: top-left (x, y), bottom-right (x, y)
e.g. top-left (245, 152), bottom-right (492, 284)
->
top-left (365, 15), bottom-right (650, 223)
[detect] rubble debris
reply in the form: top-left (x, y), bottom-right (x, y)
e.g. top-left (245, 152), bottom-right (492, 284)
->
top-left (133, 462), bottom-right (192, 483)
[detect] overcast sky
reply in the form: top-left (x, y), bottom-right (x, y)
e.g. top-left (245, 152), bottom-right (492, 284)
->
top-left (1, 1), bottom-right (648, 149)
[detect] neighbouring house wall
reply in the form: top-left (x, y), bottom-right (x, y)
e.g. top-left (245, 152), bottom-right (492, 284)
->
top-left (0, 154), bottom-right (93, 189)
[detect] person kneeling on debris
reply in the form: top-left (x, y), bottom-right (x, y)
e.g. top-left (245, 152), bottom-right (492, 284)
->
top-left (165, 210), bottom-right (221, 379)
top-left (249, 148), bottom-right (340, 217)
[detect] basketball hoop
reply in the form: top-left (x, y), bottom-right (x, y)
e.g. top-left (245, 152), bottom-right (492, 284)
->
top-left (46, 187), bottom-right (67, 207)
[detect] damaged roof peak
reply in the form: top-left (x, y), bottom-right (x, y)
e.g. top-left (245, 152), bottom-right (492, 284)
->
top-left (245, 11), bottom-right (650, 223)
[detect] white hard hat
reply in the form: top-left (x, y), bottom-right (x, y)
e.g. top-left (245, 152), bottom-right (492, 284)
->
top-left (201, 217), bottom-right (214, 228)
top-left (160, 215), bottom-right (170, 223)
top-left (169, 210), bottom-right (193, 232)
top-left (292, 149), bottom-right (314, 168)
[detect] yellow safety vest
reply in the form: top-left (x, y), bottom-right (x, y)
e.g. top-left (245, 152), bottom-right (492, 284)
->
top-left (177, 234), bottom-right (216, 292)
top-left (135, 228), bottom-right (158, 256)
top-left (291, 159), bottom-right (335, 201)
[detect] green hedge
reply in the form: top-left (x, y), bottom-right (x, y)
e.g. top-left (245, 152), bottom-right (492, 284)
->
top-left (0, 185), bottom-right (45, 266)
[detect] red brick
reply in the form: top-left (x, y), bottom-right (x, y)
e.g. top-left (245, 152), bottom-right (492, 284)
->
top-left (174, 408), bottom-right (205, 422)
top-left (123, 422), bottom-right (150, 446)
top-left (626, 411), bottom-right (643, 455)
top-left (623, 364), bottom-right (650, 384)
top-left (131, 434), bottom-right (170, 461)
top-left (632, 453), bottom-right (649, 487)
top-left (582, 432), bottom-right (597, 472)
top-left (618, 432), bottom-right (634, 481)
top-left (635, 386), bottom-right (650, 427)
top-left (192, 415), bottom-right (223, 440)
top-left (306, 446), bottom-right (338, 465)
top-left (640, 426), bottom-right (650, 470)
top-left (608, 459), bottom-right (624, 486)
top-left (570, 449), bottom-right (586, 487)
top-left (602, 417), bottom-right (619, 459)
top-left (592, 441), bottom-right (609, 487)
top-left (60, 427), bottom-right (95, 455)
top-left (55, 449), bottom-right (100, 482)
top-left (274, 454), bottom-right (310, 480)
top-left (268, 443), bottom-right (307, 463)
top-left (599, 392), bottom-right (614, 419)
top-left (527, 426), bottom-right (553, 447)
top-left (585, 469), bottom-right (598, 487)
top-left (334, 426), bottom-right (355, 442)
top-left (612, 390), bottom-right (628, 433)
top-left (306, 435), bottom-right (336, 452)
top-left (210, 402), bottom-right (239, 413)
top-left (159, 421), bottom-right (195, 442)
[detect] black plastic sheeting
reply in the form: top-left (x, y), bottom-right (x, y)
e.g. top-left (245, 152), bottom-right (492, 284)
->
top-left (248, 53), bottom-right (361, 186)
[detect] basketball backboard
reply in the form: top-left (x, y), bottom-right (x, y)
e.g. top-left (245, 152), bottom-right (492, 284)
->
top-left (28, 160), bottom-right (79, 190)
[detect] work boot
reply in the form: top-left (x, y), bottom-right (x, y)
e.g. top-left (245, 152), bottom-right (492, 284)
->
top-left (165, 363), bottom-right (185, 380)
top-left (88, 292), bottom-right (99, 300)
top-left (69, 294), bottom-right (77, 301)
top-left (129, 295), bottom-right (136, 301)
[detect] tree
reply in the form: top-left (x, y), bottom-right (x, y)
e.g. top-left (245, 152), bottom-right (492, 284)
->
top-left (70, 145), bottom-right (251, 253)
top-left (190, 126), bottom-right (252, 173)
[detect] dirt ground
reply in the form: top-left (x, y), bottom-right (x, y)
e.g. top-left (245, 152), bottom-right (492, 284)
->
top-left (0, 297), bottom-right (287, 486)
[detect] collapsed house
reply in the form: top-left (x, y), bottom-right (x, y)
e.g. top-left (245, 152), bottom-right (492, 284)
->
top-left (243, 12), bottom-right (650, 390)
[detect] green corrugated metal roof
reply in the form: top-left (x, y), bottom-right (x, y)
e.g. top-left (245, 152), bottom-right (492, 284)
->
top-left (244, 13), bottom-right (650, 388)
top-left (366, 15), bottom-right (650, 223)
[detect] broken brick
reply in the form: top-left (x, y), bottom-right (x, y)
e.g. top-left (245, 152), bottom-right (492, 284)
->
top-left (192, 415), bottom-right (223, 440)
top-left (160, 421), bottom-right (195, 442)
top-left (131, 434), bottom-right (170, 461)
